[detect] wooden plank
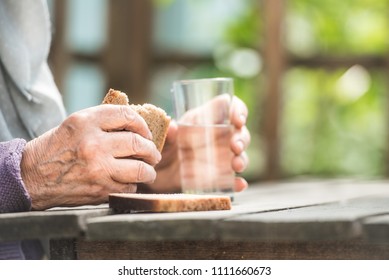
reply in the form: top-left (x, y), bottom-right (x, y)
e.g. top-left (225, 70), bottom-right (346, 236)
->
top-left (48, 0), bottom-right (69, 94)
top-left (235, 180), bottom-right (389, 210)
top-left (49, 238), bottom-right (77, 260)
top-left (76, 239), bottom-right (389, 260)
top-left (84, 180), bottom-right (389, 241)
top-left (0, 206), bottom-right (110, 242)
top-left (363, 214), bottom-right (389, 243)
top-left (386, 52), bottom-right (389, 176)
top-left (105, 0), bottom-right (153, 104)
top-left (222, 196), bottom-right (389, 241)
top-left (0, 180), bottom-right (387, 243)
top-left (262, 0), bottom-right (286, 180)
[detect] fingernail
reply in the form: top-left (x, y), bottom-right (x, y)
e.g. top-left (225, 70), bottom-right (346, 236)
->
top-left (240, 114), bottom-right (246, 125)
top-left (128, 184), bottom-right (137, 193)
top-left (242, 180), bottom-right (248, 191)
top-left (236, 140), bottom-right (244, 152)
top-left (157, 152), bottom-right (162, 163)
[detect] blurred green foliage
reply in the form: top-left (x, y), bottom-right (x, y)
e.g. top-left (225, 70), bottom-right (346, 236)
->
top-left (154, 0), bottom-right (389, 180)
top-left (282, 68), bottom-right (387, 177)
top-left (283, 0), bottom-right (389, 178)
top-left (287, 0), bottom-right (389, 56)
top-left (221, 0), bottom-right (389, 179)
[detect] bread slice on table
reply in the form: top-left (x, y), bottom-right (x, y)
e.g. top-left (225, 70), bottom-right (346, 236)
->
top-left (102, 88), bottom-right (170, 152)
top-left (109, 193), bottom-right (232, 213)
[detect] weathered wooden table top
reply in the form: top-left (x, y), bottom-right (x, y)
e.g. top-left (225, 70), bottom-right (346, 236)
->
top-left (83, 179), bottom-right (389, 243)
top-left (1, 179), bottom-right (389, 242)
top-left (2, 179), bottom-right (389, 259)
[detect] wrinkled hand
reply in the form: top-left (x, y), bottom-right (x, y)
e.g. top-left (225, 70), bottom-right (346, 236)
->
top-left (21, 105), bottom-right (161, 210)
top-left (143, 96), bottom-right (250, 193)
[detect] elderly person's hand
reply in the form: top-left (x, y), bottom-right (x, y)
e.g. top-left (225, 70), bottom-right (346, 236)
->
top-left (21, 105), bottom-right (161, 210)
top-left (143, 96), bottom-right (250, 193)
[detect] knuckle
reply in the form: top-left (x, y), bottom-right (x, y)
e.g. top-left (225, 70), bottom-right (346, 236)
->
top-left (87, 184), bottom-right (105, 200)
top-left (136, 161), bottom-right (146, 181)
top-left (119, 106), bottom-right (136, 126)
top-left (65, 111), bottom-right (88, 129)
top-left (60, 111), bottom-right (92, 141)
top-left (78, 137), bottom-right (99, 160)
top-left (136, 161), bottom-right (155, 182)
top-left (130, 133), bottom-right (142, 154)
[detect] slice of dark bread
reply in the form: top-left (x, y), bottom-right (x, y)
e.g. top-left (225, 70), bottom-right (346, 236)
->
top-left (102, 89), bottom-right (170, 152)
top-left (109, 193), bottom-right (232, 213)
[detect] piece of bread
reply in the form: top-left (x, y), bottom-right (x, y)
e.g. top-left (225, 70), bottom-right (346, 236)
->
top-left (102, 89), bottom-right (170, 152)
top-left (102, 88), bottom-right (129, 105)
top-left (109, 193), bottom-right (232, 213)
top-left (128, 104), bottom-right (170, 152)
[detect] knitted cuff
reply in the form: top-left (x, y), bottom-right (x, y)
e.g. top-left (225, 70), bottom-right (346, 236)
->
top-left (0, 139), bottom-right (32, 213)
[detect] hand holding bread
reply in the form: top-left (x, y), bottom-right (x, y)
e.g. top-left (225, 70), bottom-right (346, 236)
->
top-left (21, 103), bottom-right (161, 210)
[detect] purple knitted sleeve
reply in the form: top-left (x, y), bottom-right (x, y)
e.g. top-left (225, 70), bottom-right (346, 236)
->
top-left (0, 139), bottom-right (32, 213)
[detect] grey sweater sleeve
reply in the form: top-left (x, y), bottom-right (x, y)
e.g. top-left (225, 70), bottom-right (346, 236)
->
top-left (0, 139), bottom-right (32, 213)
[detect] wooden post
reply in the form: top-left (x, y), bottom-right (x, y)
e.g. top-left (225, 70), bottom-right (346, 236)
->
top-left (48, 0), bottom-right (69, 94)
top-left (105, 0), bottom-right (153, 104)
top-left (262, 0), bottom-right (286, 180)
top-left (386, 7), bottom-right (389, 178)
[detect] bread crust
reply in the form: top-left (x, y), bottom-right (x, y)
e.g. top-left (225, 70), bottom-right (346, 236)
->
top-left (102, 88), bottom-right (129, 105)
top-left (109, 193), bottom-right (232, 213)
top-left (102, 89), bottom-right (170, 151)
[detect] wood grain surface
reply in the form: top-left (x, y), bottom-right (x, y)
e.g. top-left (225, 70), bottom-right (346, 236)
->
top-left (76, 239), bottom-right (389, 260)
top-left (84, 180), bottom-right (389, 242)
top-left (2, 180), bottom-right (389, 259)
top-left (0, 206), bottom-right (110, 241)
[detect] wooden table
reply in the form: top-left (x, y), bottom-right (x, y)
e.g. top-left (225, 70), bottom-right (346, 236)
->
top-left (1, 180), bottom-right (389, 259)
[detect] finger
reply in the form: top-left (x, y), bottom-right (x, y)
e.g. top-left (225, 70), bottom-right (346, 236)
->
top-left (77, 182), bottom-right (137, 205)
top-left (121, 183), bottom-right (138, 193)
top-left (231, 126), bottom-right (251, 155)
top-left (180, 94), bottom-right (231, 125)
top-left (105, 131), bottom-right (161, 165)
top-left (101, 182), bottom-right (138, 195)
top-left (230, 96), bottom-right (248, 129)
top-left (98, 182), bottom-right (137, 202)
top-left (207, 94), bottom-right (232, 124)
top-left (95, 105), bottom-right (152, 140)
top-left (164, 119), bottom-right (178, 146)
top-left (234, 177), bottom-right (248, 192)
top-left (232, 151), bottom-right (249, 173)
top-left (108, 158), bottom-right (157, 184)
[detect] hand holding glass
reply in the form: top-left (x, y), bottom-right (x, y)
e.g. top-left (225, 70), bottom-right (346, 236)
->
top-left (173, 78), bottom-right (235, 197)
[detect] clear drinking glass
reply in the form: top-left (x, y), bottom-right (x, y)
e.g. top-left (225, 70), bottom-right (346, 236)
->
top-left (172, 78), bottom-right (235, 197)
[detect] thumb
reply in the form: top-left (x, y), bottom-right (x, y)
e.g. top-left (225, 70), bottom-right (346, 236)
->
top-left (165, 120), bottom-right (178, 146)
